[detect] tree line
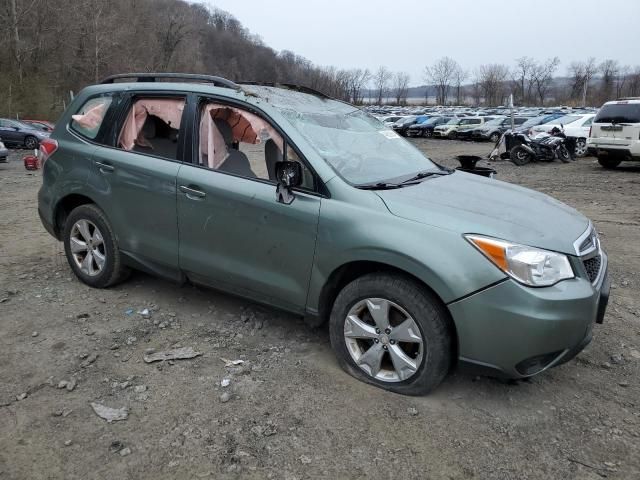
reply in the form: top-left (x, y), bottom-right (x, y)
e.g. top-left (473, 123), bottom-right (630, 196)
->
top-left (2, 0), bottom-right (639, 119)
top-left (420, 56), bottom-right (640, 108)
top-left (0, 0), bottom-right (371, 118)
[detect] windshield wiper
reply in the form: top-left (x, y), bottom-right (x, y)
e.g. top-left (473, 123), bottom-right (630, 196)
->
top-left (356, 181), bottom-right (421, 190)
top-left (399, 169), bottom-right (451, 184)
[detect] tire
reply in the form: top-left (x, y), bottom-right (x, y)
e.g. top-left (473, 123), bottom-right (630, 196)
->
top-left (574, 138), bottom-right (588, 157)
top-left (558, 145), bottom-right (571, 163)
top-left (448, 131), bottom-right (457, 140)
top-left (329, 273), bottom-right (452, 395)
top-left (424, 130), bottom-right (432, 138)
top-left (489, 132), bottom-right (501, 143)
top-left (598, 156), bottom-right (622, 169)
top-left (63, 204), bottom-right (130, 288)
top-left (510, 145), bottom-right (533, 166)
top-left (24, 136), bottom-right (38, 150)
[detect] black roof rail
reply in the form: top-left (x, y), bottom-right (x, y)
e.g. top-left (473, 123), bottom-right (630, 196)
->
top-left (616, 97), bottom-right (640, 101)
top-left (100, 73), bottom-right (240, 90)
top-left (238, 81), bottom-right (333, 100)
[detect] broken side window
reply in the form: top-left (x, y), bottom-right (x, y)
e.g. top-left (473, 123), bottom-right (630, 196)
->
top-left (118, 97), bottom-right (185, 161)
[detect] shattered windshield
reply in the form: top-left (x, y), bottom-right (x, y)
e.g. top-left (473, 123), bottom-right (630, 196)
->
top-left (280, 108), bottom-right (438, 185)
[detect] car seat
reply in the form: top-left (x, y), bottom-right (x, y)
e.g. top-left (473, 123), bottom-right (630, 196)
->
top-left (215, 119), bottom-right (256, 178)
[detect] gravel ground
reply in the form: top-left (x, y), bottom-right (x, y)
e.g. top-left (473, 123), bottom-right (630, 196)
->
top-left (1, 141), bottom-right (639, 480)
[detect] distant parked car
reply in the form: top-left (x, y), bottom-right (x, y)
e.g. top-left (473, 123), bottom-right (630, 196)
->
top-left (471, 117), bottom-right (528, 142)
top-left (559, 114), bottom-right (595, 157)
top-left (22, 120), bottom-right (55, 132)
top-left (391, 116), bottom-right (423, 136)
top-left (0, 139), bottom-right (8, 162)
top-left (456, 116), bottom-right (501, 140)
top-left (406, 116), bottom-right (451, 137)
top-left (588, 98), bottom-right (640, 168)
top-left (0, 118), bottom-right (50, 149)
top-left (433, 117), bottom-right (485, 139)
top-left (376, 115), bottom-right (404, 127)
top-left (530, 114), bottom-right (594, 136)
top-left (514, 113), bottom-right (567, 135)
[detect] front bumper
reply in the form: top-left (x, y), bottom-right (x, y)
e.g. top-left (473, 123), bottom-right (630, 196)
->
top-left (432, 129), bottom-right (450, 137)
top-left (449, 254), bottom-right (609, 378)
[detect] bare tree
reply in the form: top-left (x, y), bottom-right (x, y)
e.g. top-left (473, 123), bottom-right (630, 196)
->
top-left (599, 59), bottom-right (620, 102)
top-left (478, 64), bottom-right (510, 106)
top-left (393, 72), bottom-right (410, 105)
top-left (514, 56), bottom-right (536, 105)
top-left (532, 57), bottom-right (560, 106)
top-left (372, 66), bottom-right (392, 105)
top-left (615, 65), bottom-right (631, 99)
top-left (424, 57), bottom-right (459, 105)
top-left (343, 68), bottom-right (371, 104)
top-left (453, 67), bottom-right (468, 105)
top-left (627, 66), bottom-right (640, 98)
top-left (569, 58), bottom-right (599, 106)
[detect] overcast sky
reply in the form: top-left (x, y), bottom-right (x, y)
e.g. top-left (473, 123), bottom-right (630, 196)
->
top-left (199, 0), bottom-right (640, 85)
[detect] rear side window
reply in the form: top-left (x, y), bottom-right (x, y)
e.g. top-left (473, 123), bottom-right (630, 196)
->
top-left (117, 97), bottom-right (186, 161)
top-left (595, 103), bottom-right (640, 124)
top-left (70, 95), bottom-right (112, 140)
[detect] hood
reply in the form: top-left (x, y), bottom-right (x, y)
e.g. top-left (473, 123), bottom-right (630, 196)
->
top-left (375, 172), bottom-right (588, 255)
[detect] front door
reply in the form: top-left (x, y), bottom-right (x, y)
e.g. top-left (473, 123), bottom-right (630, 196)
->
top-left (176, 165), bottom-right (321, 312)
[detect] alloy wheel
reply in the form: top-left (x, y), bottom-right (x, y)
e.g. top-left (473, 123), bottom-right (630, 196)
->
top-left (69, 219), bottom-right (106, 276)
top-left (574, 139), bottom-right (587, 157)
top-left (344, 298), bottom-right (424, 382)
top-left (25, 137), bottom-right (38, 149)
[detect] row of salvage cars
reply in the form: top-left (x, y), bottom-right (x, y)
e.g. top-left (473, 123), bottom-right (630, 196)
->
top-left (381, 112), bottom-right (595, 157)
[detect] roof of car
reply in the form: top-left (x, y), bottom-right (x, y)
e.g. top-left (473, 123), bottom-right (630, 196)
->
top-left (96, 73), bottom-right (356, 115)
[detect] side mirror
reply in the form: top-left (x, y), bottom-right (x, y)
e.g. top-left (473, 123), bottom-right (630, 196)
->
top-left (275, 161), bottom-right (302, 205)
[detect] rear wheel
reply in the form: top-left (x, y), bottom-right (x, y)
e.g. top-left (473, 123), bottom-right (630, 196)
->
top-left (63, 204), bottom-right (130, 288)
top-left (574, 138), bottom-right (588, 157)
top-left (510, 146), bottom-right (533, 166)
top-left (598, 156), bottom-right (622, 169)
top-left (329, 273), bottom-right (452, 395)
top-left (24, 136), bottom-right (38, 150)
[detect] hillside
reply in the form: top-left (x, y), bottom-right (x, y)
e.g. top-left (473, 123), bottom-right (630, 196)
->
top-left (0, 0), bottom-right (347, 119)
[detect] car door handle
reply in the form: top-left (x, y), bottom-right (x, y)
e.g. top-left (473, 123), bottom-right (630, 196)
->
top-left (179, 185), bottom-right (207, 200)
top-left (94, 161), bottom-right (114, 173)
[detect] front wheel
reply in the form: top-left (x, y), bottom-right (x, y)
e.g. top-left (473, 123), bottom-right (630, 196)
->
top-left (448, 131), bottom-right (457, 140)
top-left (489, 132), bottom-right (501, 143)
top-left (510, 145), bottom-right (533, 166)
top-left (329, 273), bottom-right (452, 395)
top-left (63, 204), bottom-right (130, 288)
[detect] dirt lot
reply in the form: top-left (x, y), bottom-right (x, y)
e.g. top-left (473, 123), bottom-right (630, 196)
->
top-left (1, 140), bottom-right (639, 480)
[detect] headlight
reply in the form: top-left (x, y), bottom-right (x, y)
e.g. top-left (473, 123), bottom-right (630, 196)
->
top-left (465, 235), bottom-right (574, 287)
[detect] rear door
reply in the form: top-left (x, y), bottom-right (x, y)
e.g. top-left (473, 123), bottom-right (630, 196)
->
top-left (84, 91), bottom-right (188, 271)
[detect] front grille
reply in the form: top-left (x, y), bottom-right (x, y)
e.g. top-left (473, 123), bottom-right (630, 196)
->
top-left (583, 255), bottom-right (602, 283)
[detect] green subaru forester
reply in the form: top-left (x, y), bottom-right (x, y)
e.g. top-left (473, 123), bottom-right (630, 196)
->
top-left (38, 73), bottom-right (610, 395)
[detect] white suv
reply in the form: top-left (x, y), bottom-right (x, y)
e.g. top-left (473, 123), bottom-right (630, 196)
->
top-left (588, 98), bottom-right (640, 168)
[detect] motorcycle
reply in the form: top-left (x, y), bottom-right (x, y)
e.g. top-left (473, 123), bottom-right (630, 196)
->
top-left (507, 126), bottom-right (572, 166)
